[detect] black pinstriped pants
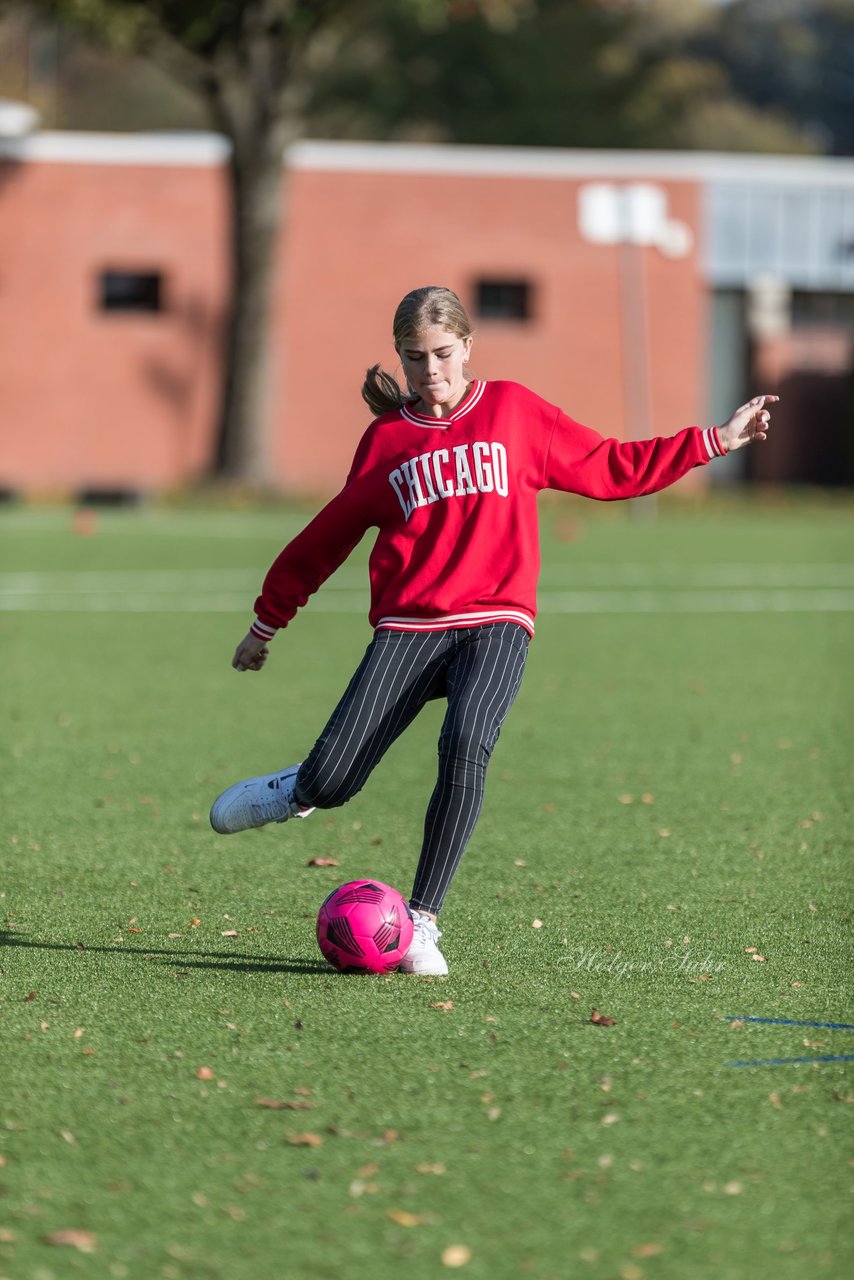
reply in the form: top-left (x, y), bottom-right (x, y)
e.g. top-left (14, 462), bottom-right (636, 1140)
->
top-left (294, 622), bottom-right (530, 915)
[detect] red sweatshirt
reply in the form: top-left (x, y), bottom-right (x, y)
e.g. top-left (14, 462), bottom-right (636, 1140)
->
top-left (251, 380), bottom-right (725, 641)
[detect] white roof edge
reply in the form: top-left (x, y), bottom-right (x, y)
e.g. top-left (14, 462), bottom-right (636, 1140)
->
top-left (290, 140), bottom-right (854, 186)
top-left (0, 130), bottom-right (230, 166)
top-left (1, 131), bottom-right (853, 186)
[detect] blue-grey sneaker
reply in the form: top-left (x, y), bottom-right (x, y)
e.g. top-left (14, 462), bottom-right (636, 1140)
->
top-left (210, 764), bottom-right (314, 834)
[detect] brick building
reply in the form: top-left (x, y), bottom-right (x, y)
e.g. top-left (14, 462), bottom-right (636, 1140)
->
top-left (1, 131), bottom-right (852, 496)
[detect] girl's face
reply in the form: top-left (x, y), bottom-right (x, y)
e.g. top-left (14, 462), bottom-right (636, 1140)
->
top-left (397, 325), bottom-right (473, 416)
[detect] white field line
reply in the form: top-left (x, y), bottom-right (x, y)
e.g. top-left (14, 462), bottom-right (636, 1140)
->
top-left (2, 564), bottom-right (854, 593)
top-left (1, 567), bottom-right (854, 613)
top-left (0, 511), bottom-right (309, 539)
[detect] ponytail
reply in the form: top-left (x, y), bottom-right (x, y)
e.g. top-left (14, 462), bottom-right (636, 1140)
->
top-left (361, 363), bottom-right (409, 417)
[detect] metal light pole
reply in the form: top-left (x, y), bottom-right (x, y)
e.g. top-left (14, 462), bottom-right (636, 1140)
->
top-left (578, 182), bottom-right (693, 517)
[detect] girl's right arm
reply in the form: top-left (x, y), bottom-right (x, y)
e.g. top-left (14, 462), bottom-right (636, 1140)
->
top-left (251, 480), bottom-right (373, 641)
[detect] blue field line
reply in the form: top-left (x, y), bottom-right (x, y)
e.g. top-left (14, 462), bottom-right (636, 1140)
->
top-left (725, 1016), bottom-right (854, 1030)
top-left (726, 1054), bottom-right (854, 1068)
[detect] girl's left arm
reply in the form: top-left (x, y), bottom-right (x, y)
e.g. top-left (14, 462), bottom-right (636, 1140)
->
top-left (542, 396), bottom-right (778, 500)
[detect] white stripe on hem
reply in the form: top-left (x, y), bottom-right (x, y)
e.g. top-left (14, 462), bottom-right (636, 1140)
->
top-left (375, 608), bottom-right (534, 636)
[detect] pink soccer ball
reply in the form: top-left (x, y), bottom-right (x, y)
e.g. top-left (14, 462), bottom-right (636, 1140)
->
top-left (316, 880), bottom-right (414, 974)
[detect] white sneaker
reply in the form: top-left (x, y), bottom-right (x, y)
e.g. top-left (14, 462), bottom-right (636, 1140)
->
top-left (209, 764), bottom-right (315, 834)
top-left (399, 910), bottom-right (449, 976)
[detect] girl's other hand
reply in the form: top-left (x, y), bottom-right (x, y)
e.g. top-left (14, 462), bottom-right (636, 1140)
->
top-left (232, 631), bottom-right (270, 672)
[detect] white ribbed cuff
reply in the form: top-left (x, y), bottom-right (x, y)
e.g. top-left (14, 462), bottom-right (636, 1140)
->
top-left (703, 426), bottom-right (726, 458)
top-left (250, 618), bottom-right (277, 641)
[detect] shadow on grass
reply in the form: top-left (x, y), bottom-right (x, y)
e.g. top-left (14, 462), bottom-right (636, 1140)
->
top-left (0, 931), bottom-right (330, 975)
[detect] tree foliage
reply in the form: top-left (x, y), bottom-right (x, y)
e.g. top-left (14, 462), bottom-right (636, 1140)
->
top-left (305, 0), bottom-right (852, 155)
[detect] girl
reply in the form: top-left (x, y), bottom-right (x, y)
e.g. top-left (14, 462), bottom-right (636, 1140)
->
top-left (210, 285), bottom-right (777, 976)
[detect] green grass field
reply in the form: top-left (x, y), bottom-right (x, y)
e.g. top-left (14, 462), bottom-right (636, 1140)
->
top-left (1, 494), bottom-right (852, 1280)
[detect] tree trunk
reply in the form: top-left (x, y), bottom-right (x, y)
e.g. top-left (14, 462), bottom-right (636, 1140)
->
top-left (211, 116), bottom-right (296, 484)
top-left (198, 6), bottom-right (345, 485)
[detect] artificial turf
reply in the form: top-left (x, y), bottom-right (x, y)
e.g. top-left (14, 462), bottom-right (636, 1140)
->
top-left (1, 494), bottom-right (852, 1280)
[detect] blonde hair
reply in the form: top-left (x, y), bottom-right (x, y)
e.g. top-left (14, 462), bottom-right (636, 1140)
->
top-left (361, 286), bottom-right (474, 417)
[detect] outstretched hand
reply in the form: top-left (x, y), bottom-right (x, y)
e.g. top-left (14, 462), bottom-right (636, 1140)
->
top-left (718, 394), bottom-right (779, 453)
top-left (232, 630), bottom-right (270, 672)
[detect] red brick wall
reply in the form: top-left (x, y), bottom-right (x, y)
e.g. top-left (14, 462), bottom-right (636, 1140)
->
top-left (0, 142), bottom-right (706, 497)
top-left (0, 154), bottom-right (228, 493)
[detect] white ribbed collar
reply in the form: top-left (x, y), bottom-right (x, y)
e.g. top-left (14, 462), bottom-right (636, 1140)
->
top-left (400, 380), bottom-right (486, 428)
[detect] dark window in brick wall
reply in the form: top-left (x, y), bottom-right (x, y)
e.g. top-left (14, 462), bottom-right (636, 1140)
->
top-left (99, 271), bottom-right (163, 313)
top-left (475, 279), bottom-right (531, 321)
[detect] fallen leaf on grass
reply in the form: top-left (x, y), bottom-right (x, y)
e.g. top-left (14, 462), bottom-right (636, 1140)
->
top-left (751, 954), bottom-right (766, 963)
top-left (442, 1245), bottom-right (472, 1267)
top-left (387, 1209), bottom-right (426, 1227)
top-left (287, 1132), bottom-right (323, 1147)
top-left (415, 1162), bottom-right (446, 1175)
top-left (221, 930), bottom-right (239, 938)
top-left (195, 1067), bottom-right (214, 1080)
top-left (632, 1242), bottom-right (663, 1258)
top-left (24, 991), bottom-right (37, 1002)
top-left (60, 1130), bottom-right (76, 1145)
top-left (307, 857), bottom-right (339, 867)
top-left (254, 1098), bottom-right (315, 1111)
top-left (44, 1230), bottom-right (97, 1253)
top-left (590, 1009), bottom-right (617, 1027)
top-left (430, 1001), bottom-right (454, 1012)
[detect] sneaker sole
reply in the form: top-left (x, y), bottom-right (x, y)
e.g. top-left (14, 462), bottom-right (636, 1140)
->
top-left (398, 959), bottom-right (449, 977)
